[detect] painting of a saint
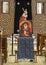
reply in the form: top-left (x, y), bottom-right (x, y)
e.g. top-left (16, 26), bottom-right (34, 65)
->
top-left (19, 20), bottom-right (32, 37)
top-left (19, 8), bottom-right (32, 37)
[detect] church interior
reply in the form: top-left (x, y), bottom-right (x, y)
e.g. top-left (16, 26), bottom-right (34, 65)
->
top-left (0, 0), bottom-right (46, 65)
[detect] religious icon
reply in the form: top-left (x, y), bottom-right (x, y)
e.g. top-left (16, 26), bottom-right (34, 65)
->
top-left (19, 20), bottom-right (32, 37)
top-left (19, 8), bottom-right (32, 37)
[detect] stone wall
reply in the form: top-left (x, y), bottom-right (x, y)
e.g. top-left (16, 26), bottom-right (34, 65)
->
top-left (0, 0), bottom-right (15, 36)
top-left (32, 0), bottom-right (46, 37)
top-left (0, 0), bottom-right (46, 37)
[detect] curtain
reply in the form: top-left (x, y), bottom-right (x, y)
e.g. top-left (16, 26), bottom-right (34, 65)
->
top-left (14, 0), bottom-right (32, 33)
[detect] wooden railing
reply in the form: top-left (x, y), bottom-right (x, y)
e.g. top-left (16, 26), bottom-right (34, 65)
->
top-left (2, 35), bottom-right (7, 63)
top-left (37, 33), bottom-right (46, 55)
top-left (0, 32), bottom-right (2, 65)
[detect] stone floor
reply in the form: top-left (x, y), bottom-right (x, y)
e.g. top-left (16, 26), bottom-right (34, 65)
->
top-left (3, 56), bottom-right (46, 65)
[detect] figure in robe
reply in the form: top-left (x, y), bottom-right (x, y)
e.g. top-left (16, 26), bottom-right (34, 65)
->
top-left (19, 8), bottom-right (32, 37)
